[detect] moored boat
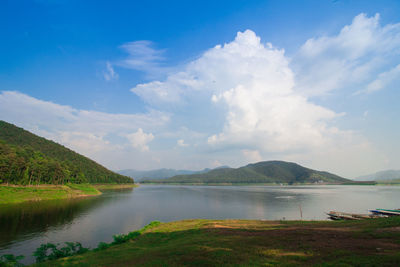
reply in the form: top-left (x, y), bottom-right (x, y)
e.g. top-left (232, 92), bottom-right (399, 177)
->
top-left (370, 209), bottom-right (400, 216)
top-left (327, 211), bottom-right (386, 221)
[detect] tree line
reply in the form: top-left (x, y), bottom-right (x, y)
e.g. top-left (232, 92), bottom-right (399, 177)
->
top-left (0, 141), bottom-right (132, 185)
top-left (0, 120), bottom-right (133, 185)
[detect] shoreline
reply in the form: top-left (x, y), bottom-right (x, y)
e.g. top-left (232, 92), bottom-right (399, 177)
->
top-left (35, 217), bottom-right (400, 266)
top-left (139, 182), bottom-right (380, 186)
top-left (0, 183), bottom-right (137, 205)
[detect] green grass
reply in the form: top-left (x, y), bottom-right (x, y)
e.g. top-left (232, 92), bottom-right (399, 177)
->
top-left (0, 183), bottom-right (138, 204)
top-left (34, 217), bottom-right (400, 266)
top-left (0, 184), bottom-right (101, 204)
top-left (65, 183), bottom-right (101, 194)
top-left (92, 183), bottom-right (137, 191)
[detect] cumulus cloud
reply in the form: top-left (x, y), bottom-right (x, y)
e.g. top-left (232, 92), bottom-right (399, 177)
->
top-left (293, 13), bottom-right (400, 96)
top-left (103, 61), bottom-right (118, 81)
top-left (58, 131), bottom-right (111, 153)
top-left (242, 150), bottom-right (262, 163)
top-left (126, 128), bottom-right (154, 151)
top-left (133, 30), bottom-right (345, 155)
top-left (2, 13), bottom-right (397, 175)
top-left (0, 91), bottom-right (168, 166)
top-left (177, 139), bottom-right (188, 147)
top-left (127, 25), bottom-right (393, 176)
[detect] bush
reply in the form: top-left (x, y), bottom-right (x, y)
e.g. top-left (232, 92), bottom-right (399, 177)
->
top-left (141, 221), bottom-right (161, 232)
top-left (94, 242), bottom-right (110, 251)
top-left (111, 221), bottom-right (161, 245)
top-left (0, 254), bottom-right (24, 267)
top-left (126, 231), bottom-right (141, 240)
top-left (33, 221), bottom-right (162, 263)
top-left (112, 234), bottom-right (128, 245)
top-left (33, 242), bottom-right (88, 263)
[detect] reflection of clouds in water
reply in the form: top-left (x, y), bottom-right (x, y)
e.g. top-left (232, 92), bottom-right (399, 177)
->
top-left (250, 204), bottom-right (265, 218)
top-left (282, 186), bottom-right (342, 195)
top-left (5, 185), bottom-right (400, 265)
top-left (249, 198), bottom-right (266, 218)
top-left (0, 196), bottom-right (115, 264)
top-left (275, 196), bottom-right (296, 199)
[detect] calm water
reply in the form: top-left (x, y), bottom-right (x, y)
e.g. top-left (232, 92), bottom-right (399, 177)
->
top-left (1, 184), bottom-right (400, 264)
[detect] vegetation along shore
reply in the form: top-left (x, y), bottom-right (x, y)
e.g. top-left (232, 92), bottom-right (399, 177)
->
top-left (0, 121), bottom-right (135, 204)
top-left (0, 183), bottom-right (136, 204)
top-left (15, 217), bottom-right (399, 266)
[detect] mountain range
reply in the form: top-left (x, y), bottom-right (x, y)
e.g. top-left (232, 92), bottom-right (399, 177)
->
top-left (118, 166), bottom-right (230, 181)
top-left (141, 161), bottom-right (349, 184)
top-left (356, 170), bottom-right (400, 181)
top-left (0, 120), bottom-right (352, 186)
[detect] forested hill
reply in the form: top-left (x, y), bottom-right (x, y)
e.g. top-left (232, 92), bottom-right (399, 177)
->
top-left (143, 161), bottom-right (349, 184)
top-left (0, 120), bottom-right (133, 184)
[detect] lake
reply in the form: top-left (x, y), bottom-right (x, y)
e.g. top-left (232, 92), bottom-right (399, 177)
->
top-left (1, 184), bottom-right (400, 264)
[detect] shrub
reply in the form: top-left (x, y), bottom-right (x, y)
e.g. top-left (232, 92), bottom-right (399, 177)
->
top-left (141, 221), bottom-right (161, 232)
top-left (33, 221), bottom-right (162, 263)
top-left (111, 234), bottom-right (128, 245)
top-left (33, 242), bottom-right (88, 263)
top-left (94, 242), bottom-right (110, 251)
top-left (0, 254), bottom-right (24, 267)
top-left (111, 221), bottom-right (161, 245)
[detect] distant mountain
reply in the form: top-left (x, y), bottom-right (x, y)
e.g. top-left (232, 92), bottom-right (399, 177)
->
top-left (118, 166), bottom-right (230, 181)
top-left (356, 170), bottom-right (400, 181)
top-left (0, 120), bottom-right (133, 184)
top-left (142, 161), bottom-right (349, 184)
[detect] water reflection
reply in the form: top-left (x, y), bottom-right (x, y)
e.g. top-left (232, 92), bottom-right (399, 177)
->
top-left (1, 185), bottom-right (400, 264)
top-left (0, 194), bottom-right (112, 248)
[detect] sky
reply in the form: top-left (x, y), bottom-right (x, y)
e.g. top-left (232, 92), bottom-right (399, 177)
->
top-left (1, 0), bottom-right (400, 178)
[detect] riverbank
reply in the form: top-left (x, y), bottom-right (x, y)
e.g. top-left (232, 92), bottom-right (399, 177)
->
top-left (92, 183), bottom-right (137, 190)
top-left (140, 181), bottom-right (374, 186)
top-left (35, 217), bottom-right (400, 266)
top-left (0, 183), bottom-right (137, 204)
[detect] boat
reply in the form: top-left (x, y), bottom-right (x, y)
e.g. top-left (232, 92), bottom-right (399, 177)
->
top-left (370, 209), bottom-right (400, 216)
top-left (327, 211), bottom-right (386, 221)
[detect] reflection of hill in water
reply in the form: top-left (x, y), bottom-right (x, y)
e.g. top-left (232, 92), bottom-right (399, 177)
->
top-left (0, 194), bottom-right (114, 248)
top-left (176, 186), bottom-right (313, 219)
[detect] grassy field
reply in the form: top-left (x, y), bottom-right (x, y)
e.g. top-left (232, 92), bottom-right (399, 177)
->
top-left (0, 183), bottom-right (137, 204)
top-left (34, 217), bottom-right (400, 266)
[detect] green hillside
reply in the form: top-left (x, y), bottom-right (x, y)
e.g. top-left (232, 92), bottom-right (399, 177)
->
top-left (0, 120), bottom-right (133, 184)
top-left (144, 161), bottom-right (349, 184)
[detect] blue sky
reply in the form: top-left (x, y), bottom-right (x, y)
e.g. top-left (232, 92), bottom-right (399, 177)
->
top-left (1, 0), bottom-right (400, 177)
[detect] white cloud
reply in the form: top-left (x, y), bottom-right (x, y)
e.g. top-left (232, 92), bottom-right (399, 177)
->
top-left (280, 139), bottom-right (387, 178)
top-left (58, 131), bottom-right (111, 153)
top-left (362, 64), bottom-right (400, 94)
top-left (127, 27), bottom-right (392, 176)
top-left (0, 91), bottom-right (168, 167)
top-left (3, 13), bottom-right (398, 176)
top-left (119, 40), bottom-right (169, 77)
top-left (177, 139), bottom-right (188, 147)
top-left (293, 13), bottom-right (400, 96)
top-left (103, 61), bottom-right (118, 81)
top-left (126, 128), bottom-right (154, 151)
top-left (133, 30), bottom-right (345, 154)
top-left (242, 150), bottom-right (262, 163)
top-left (210, 160), bottom-right (224, 168)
